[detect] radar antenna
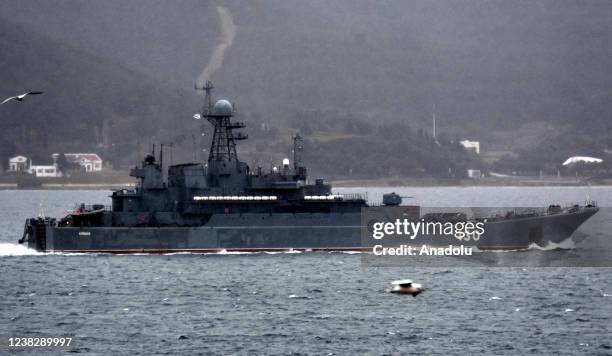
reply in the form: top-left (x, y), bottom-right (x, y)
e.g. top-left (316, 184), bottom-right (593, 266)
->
top-left (195, 80), bottom-right (214, 114)
top-left (195, 81), bottom-right (219, 161)
top-left (196, 81), bottom-right (247, 162)
top-left (293, 134), bottom-right (303, 170)
top-left (292, 133), bottom-right (306, 178)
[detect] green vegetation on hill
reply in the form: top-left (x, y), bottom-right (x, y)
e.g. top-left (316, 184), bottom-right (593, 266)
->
top-left (236, 110), bottom-right (482, 179)
top-left (0, 20), bottom-right (199, 170)
top-left (2, 1), bottom-right (612, 179)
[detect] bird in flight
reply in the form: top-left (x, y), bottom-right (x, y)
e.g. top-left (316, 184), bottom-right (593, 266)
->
top-left (1, 91), bottom-right (44, 105)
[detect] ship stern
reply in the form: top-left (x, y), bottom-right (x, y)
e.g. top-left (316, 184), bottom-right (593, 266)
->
top-left (19, 217), bottom-right (56, 252)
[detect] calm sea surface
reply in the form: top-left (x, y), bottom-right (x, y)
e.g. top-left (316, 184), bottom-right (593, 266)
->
top-left (1, 187), bottom-right (611, 355)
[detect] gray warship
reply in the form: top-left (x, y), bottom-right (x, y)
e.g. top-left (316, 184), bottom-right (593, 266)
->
top-left (19, 83), bottom-right (599, 253)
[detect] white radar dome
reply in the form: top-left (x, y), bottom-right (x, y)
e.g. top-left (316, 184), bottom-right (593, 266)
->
top-left (212, 99), bottom-right (233, 116)
top-left (282, 158), bottom-right (290, 166)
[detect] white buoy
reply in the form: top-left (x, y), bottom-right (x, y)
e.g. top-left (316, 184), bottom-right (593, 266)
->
top-left (389, 279), bottom-right (424, 296)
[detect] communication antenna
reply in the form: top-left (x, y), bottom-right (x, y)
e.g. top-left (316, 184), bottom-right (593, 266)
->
top-left (432, 103), bottom-right (440, 146)
top-left (195, 81), bottom-right (216, 162)
top-left (191, 134), bottom-right (197, 161)
top-left (38, 202), bottom-right (45, 218)
top-left (195, 80), bottom-right (214, 115)
top-left (136, 137), bottom-right (141, 165)
top-left (432, 103), bottom-right (436, 139)
top-left (169, 142), bottom-right (174, 165)
top-left (586, 181), bottom-right (592, 205)
top-left (159, 143), bottom-right (164, 170)
top-left (293, 133), bottom-right (303, 170)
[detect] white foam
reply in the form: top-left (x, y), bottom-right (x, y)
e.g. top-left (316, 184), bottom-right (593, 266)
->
top-left (0, 243), bottom-right (43, 256)
top-left (489, 296), bottom-right (502, 300)
top-left (528, 238), bottom-right (575, 251)
top-left (216, 249), bottom-right (257, 255)
top-left (0, 245), bottom-right (362, 257)
top-left (263, 249), bottom-right (302, 254)
top-left (48, 251), bottom-right (95, 256)
top-left (565, 308), bottom-right (574, 312)
top-left (471, 237), bottom-right (578, 253)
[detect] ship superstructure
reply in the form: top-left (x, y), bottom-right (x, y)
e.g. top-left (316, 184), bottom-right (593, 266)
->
top-left (107, 81), bottom-right (366, 229)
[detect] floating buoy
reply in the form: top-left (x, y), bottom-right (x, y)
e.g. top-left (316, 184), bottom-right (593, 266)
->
top-left (390, 279), bottom-right (424, 296)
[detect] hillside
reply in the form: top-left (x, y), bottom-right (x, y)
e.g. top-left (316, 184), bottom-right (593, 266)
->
top-left (2, 1), bottom-right (612, 177)
top-left (0, 20), bottom-right (201, 168)
top-left (4, 2), bottom-right (612, 137)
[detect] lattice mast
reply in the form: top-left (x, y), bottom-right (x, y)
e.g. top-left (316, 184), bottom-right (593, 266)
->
top-left (293, 134), bottom-right (303, 170)
top-left (196, 81), bottom-right (246, 162)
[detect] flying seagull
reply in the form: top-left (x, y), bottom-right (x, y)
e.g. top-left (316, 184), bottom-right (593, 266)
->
top-left (1, 91), bottom-right (44, 105)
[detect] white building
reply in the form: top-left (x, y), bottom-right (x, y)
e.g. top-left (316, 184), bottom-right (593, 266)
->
top-left (466, 169), bottom-right (483, 179)
top-left (29, 164), bottom-right (60, 177)
top-left (460, 140), bottom-right (480, 154)
top-left (562, 156), bottom-right (603, 166)
top-left (53, 153), bottom-right (103, 172)
top-left (8, 155), bottom-right (28, 172)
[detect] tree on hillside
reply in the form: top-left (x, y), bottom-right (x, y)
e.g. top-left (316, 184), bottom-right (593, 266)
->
top-left (56, 153), bottom-right (79, 175)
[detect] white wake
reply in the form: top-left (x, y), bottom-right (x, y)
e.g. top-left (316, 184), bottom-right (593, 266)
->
top-left (0, 243), bottom-right (43, 256)
top-left (527, 238), bottom-right (576, 250)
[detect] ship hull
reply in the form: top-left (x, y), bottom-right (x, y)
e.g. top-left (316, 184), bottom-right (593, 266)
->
top-left (22, 208), bottom-right (598, 253)
top-left (472, 207), bottom-right (599, 250)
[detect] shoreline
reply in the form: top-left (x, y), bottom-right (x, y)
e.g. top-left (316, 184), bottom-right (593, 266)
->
top-left (331, 178), bottom-right (610, 188)
top-left (0, 180), bottom-right (610, 190)
top-left (0, 183), bottom-right (135, 190)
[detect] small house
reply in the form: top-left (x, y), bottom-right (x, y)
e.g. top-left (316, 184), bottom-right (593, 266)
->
top-left (8, 155), bottom-right (29, 172)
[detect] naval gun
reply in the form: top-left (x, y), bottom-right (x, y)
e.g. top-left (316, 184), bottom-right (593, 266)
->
top-left (382, 192), bottom-right (414, 206)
